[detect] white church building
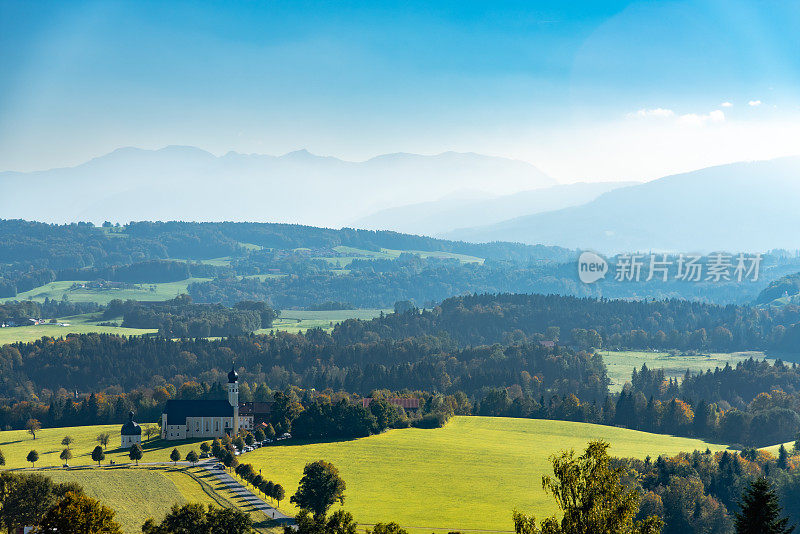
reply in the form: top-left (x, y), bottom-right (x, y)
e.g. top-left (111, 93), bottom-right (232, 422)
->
top-left (161, 366), bottom-right (254, 440)
top-left (120, 411), bottom-right (142, 448)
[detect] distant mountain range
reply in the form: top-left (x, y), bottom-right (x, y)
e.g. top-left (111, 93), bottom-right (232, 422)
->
top-left (352, 182), bottom-right (636, 236)
top-left (446, 156), bottom-right (800, 253)
top-left (0, 146), bottom-right (554, 227)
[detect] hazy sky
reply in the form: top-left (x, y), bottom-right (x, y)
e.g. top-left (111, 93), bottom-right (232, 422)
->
top-left (1, 0), bottom-right (799, 182)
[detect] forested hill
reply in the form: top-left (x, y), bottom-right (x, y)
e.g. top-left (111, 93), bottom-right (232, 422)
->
top-left (334, 293), bottom-right (800, 352)
top-left (0, 219), bottom-right (573, 298)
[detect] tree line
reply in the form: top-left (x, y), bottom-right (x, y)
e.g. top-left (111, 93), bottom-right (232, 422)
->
top-left (104, 295), bottom-right (276, 338)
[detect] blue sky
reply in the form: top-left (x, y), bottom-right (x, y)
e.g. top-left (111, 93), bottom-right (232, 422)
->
top-left (1, 0), bottom-right (799, 181)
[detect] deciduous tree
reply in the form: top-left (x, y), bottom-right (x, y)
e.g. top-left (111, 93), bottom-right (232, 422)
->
top-left (290, 460), bottom-right (346, 517)
top-left (26, 418), bottom-right (41, 439)
top-left (39, 491), bottom-right (123, 534)
top-left (129, 444), bottom-right (143, 465)
top-left (512, 441), bottom-right (663, 534)
top-left (91, 445), bottom-right (105, 466)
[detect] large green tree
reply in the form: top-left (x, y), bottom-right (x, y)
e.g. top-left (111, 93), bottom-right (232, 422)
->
top-left (0, 473), bottom-right (57, 532)
top-left (290, 460), bottom-right (347, 517)
top-left (512, 440), bottom-right (663, 534)
top-left (91, 445), bottom-right (105, 466)
top-left (734, 478), bottom-right (794, 534)
top-left (39, 491), bottom-right (123, 534)
top-left (287, 509), bottom-right (358, 534)
top-left (142, 503), bottom-right (253, 534)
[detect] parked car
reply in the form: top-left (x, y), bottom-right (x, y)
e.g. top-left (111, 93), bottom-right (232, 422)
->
top-left (200, 452), bottom-right (210, 459)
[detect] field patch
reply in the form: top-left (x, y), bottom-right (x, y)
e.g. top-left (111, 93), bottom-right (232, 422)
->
top-left (260, 308), bottom-right (390, 334)
top-left (601, 350), bottom-right (769, 392)
top-left (44, 467), bottom-right (210, 533)
top-left (244, 415), bottom-right (727, 533)
top-left (323, 246), bottom-right (484, 267)
top-left (0, 278), bottom-right (211, 306)
top-left (0, 312), bottom-right (155, 345)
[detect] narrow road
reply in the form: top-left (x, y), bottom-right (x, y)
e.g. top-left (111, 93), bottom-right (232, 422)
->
top-left (200, 462), bottom-right (295, 526)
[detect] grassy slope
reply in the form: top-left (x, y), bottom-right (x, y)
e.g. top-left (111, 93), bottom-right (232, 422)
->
top-left (0, 423), bottom-right (207, 468)
top-left (602, 350), bottom-right (769, 392)
top-left (245, 416), bottom-right (728, 533)
top-left (0, 278), bottom-right (212, 305)
top-left (44, 467), bottom-right (215, 533)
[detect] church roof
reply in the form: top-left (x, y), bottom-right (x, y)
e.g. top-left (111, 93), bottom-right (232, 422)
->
top-left (121, 411), bottom-right (142, 435)
top-left (163, 400), bottom-right (233, 426)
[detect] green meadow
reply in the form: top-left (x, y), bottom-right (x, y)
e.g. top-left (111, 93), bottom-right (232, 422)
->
top-left (0, 312), bottom-right (155, 344)
top-left (30, 465), bottom-right (278, 533)
top-left (320, 246), bottom-right (484, 268)
top-left (0, 278), bottom-right (211, 305)
top-left (244, 415), bottom-right (728, 533)
top-left (0, 423), bottom-right (205, 468)
top-left (601, 350), bottom-right (769, 392)
top-left (259, 309), bottom-right (390, 334)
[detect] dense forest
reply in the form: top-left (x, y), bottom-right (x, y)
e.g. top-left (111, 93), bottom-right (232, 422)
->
top-left (620, 446), bottom-right (800, 534)
top-left (336, 293), bottom-right (800, 351)
top-left (104, 296), bottom-right (276, 337)
top-left (4, 219), bottom-right (800, 307)
top-left (0, 219), bottom-right (571, 298)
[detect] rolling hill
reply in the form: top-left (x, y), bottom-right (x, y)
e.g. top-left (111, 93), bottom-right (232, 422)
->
top-left (447, 156), bottom-right (800, 253)
top-left (0, 146), bottom-right (554, 228)
top-left (246, 415), bottom-right (728, 533)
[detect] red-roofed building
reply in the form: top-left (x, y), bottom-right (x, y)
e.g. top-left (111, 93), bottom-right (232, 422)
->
top-left (360, 397), bottom-right (420, 412)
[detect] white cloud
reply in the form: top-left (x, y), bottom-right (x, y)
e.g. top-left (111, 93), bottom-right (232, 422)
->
top-left (677, 109), bottom-right (725, 126)
top-left (721, 102), bottom-right (733, 107)
top-left (748, 100), bottom-right (762, 107)
top-left (630, 108), bottom-right (675, 118)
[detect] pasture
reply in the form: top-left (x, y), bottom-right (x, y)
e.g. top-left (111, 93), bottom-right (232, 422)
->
top-left (244, 415), bottom-right (728, 533)
top-left (320, 246), bottom-right (484, 267)
top-left (0, 278), bottom-right (211, 305)
top-left (601, 350), bottom-right (769, 392)
top-left (259, 308), bottom-right (390, 334)
top-left (0, 423), bottom-right (206, 468)
top-left (0, 312), bottom-right (155, 345)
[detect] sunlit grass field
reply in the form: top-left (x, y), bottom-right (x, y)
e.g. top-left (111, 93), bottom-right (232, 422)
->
top-left (0, 312), bottom-right (155, 344)
top-left (0, 423), bottom-right (205, 468)
top-left (601, 350), bottom-right (769, 392)
top-left (245, 416), bottom-right (728, 533)
top-left (0, 278), bottom-right (211, 305)
top-left (44, 467), bottom-right (216, 533)
top-left (1, 423), bottom-right (281, 533)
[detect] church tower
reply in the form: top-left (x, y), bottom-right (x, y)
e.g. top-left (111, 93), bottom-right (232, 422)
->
top-left (227, 364), bottom-right (239, 432)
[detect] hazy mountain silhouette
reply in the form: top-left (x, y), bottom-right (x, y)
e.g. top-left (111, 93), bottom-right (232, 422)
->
top-left (353, 182), bottom-right (635, 237)
top-left (0, 146), bottom-right (554, 227)
top-left (446, 157), bottom-right (800, 253)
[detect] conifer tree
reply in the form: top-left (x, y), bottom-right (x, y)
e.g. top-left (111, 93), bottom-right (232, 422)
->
top-left (734, 477), bottom-right (794, 534)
